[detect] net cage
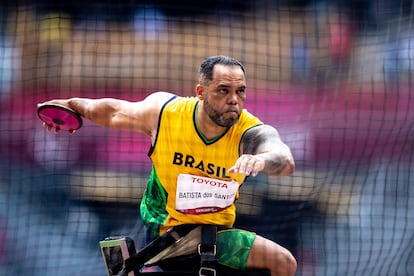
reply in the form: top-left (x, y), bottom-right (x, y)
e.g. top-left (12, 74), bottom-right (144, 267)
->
top-left (0, 0), bottom-right (413, 275)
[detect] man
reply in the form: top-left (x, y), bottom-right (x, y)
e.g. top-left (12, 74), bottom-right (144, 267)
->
top-left (41, 55), bottom-right (297, 275)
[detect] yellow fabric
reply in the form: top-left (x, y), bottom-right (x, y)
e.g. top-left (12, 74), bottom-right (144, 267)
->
top-left (149, 96), bottom-right (262, 234)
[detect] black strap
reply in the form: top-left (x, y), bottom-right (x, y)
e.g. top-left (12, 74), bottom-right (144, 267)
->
top-left (118, 224), bottom-right (218, 276)
top-left (120, 225), bottom-right (197, 275)
top-left (198, 225), bottom-right (218, 276)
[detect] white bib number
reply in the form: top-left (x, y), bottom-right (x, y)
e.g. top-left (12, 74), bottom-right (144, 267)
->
top-left (175, 174), bottom-right (239, 214)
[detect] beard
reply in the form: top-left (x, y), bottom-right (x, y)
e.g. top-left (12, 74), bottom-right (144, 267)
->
top-left (203, 97), bottom-right (240, 127)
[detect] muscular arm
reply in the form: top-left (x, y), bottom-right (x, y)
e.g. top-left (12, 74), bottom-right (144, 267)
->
top-left (40, 92), bottom-right (175, 138)
top-left (229, 124), bottom-right (295, 178)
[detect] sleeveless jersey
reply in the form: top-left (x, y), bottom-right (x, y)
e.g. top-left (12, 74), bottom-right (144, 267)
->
top-left (140, 96), bottom-right (263, 235)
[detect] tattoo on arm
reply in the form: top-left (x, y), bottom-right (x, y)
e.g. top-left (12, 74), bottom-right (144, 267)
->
top-left (241, 125), bottom-right (279, 154)
top-left (241, 125), bottom-right (291, 176)
top-left (241, 127), bottom-right (267, 154)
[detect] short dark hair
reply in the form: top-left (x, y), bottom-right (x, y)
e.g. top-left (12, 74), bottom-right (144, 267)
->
top-left (198, 55), bottom-right (246, 84)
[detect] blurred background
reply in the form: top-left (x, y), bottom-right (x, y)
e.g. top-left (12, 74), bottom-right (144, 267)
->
top-left (0, 0), bottom-right (413, 275)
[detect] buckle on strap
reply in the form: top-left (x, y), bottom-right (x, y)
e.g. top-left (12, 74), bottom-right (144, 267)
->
top-left (198, 225), bottom-right (218, 276)
top-left (198, 243), bottom-right (217, 257)
top-left (199, 266), bottom-right (217, 276)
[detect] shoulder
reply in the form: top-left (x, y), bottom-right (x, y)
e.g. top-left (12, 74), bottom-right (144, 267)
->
top-left (240, 109), bottom-right (262, 121)
top-left (244, 124), bottom-right (280, 138)
top-left (135, 92), bottom-right (178, 118)
top-left (161, 95), bottom-right (198, 112)
top-left (127, 92), bottom-right (177, 136)
top-left (142, 91), bottom-right (177, 106)
top-left (236, 109), bottom-right (263, 130)
top-left (240, 124), bottom-right (282, 155)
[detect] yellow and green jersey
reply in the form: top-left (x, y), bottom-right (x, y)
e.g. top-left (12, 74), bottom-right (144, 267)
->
top-left (140, 96), bottom-right (263, 236)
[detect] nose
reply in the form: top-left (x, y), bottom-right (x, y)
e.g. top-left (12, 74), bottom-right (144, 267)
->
top-left (227, 92), bottom-right (239, 105)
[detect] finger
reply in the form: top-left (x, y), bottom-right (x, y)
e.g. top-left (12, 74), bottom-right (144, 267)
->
top-left (43, 122), bottom-right (52, 132)
top-left (250, 155), bottom-right (266, 176)
top-left (229, 155), bottom-right (265, 177)
top-left (230, 155), bottom-right (254, 176)
top-left (250, 161), bottom-right (263, 177)
top-left (228, 159), bottom-right (242, 174)
top-left (236, 157), bottom-right (251, 175)
top-left (228, 164), bottom-right (239, 174)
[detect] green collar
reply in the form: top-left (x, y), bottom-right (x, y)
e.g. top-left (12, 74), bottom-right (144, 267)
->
top-left (194, 102), bottom-right (229, 145)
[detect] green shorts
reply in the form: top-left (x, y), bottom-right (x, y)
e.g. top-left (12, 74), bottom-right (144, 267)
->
top-left (216, 229), bottom-right (256, 270)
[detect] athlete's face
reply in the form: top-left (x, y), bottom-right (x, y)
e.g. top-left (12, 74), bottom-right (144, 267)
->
top-left (198, 64), bottom-right (246, 127)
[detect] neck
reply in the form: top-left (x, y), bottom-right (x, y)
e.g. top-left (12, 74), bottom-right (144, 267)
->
top-left (195, 105), bottom-right (227, 141)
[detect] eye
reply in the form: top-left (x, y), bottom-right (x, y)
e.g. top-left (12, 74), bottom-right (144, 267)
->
top-left (237, 88), bottom-right (246, 96)
top-left (218, 88), bottom-right (229, 95)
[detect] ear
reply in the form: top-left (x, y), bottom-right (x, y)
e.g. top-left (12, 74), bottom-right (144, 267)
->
top-left (195, 84), bottom-right (204, 99)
